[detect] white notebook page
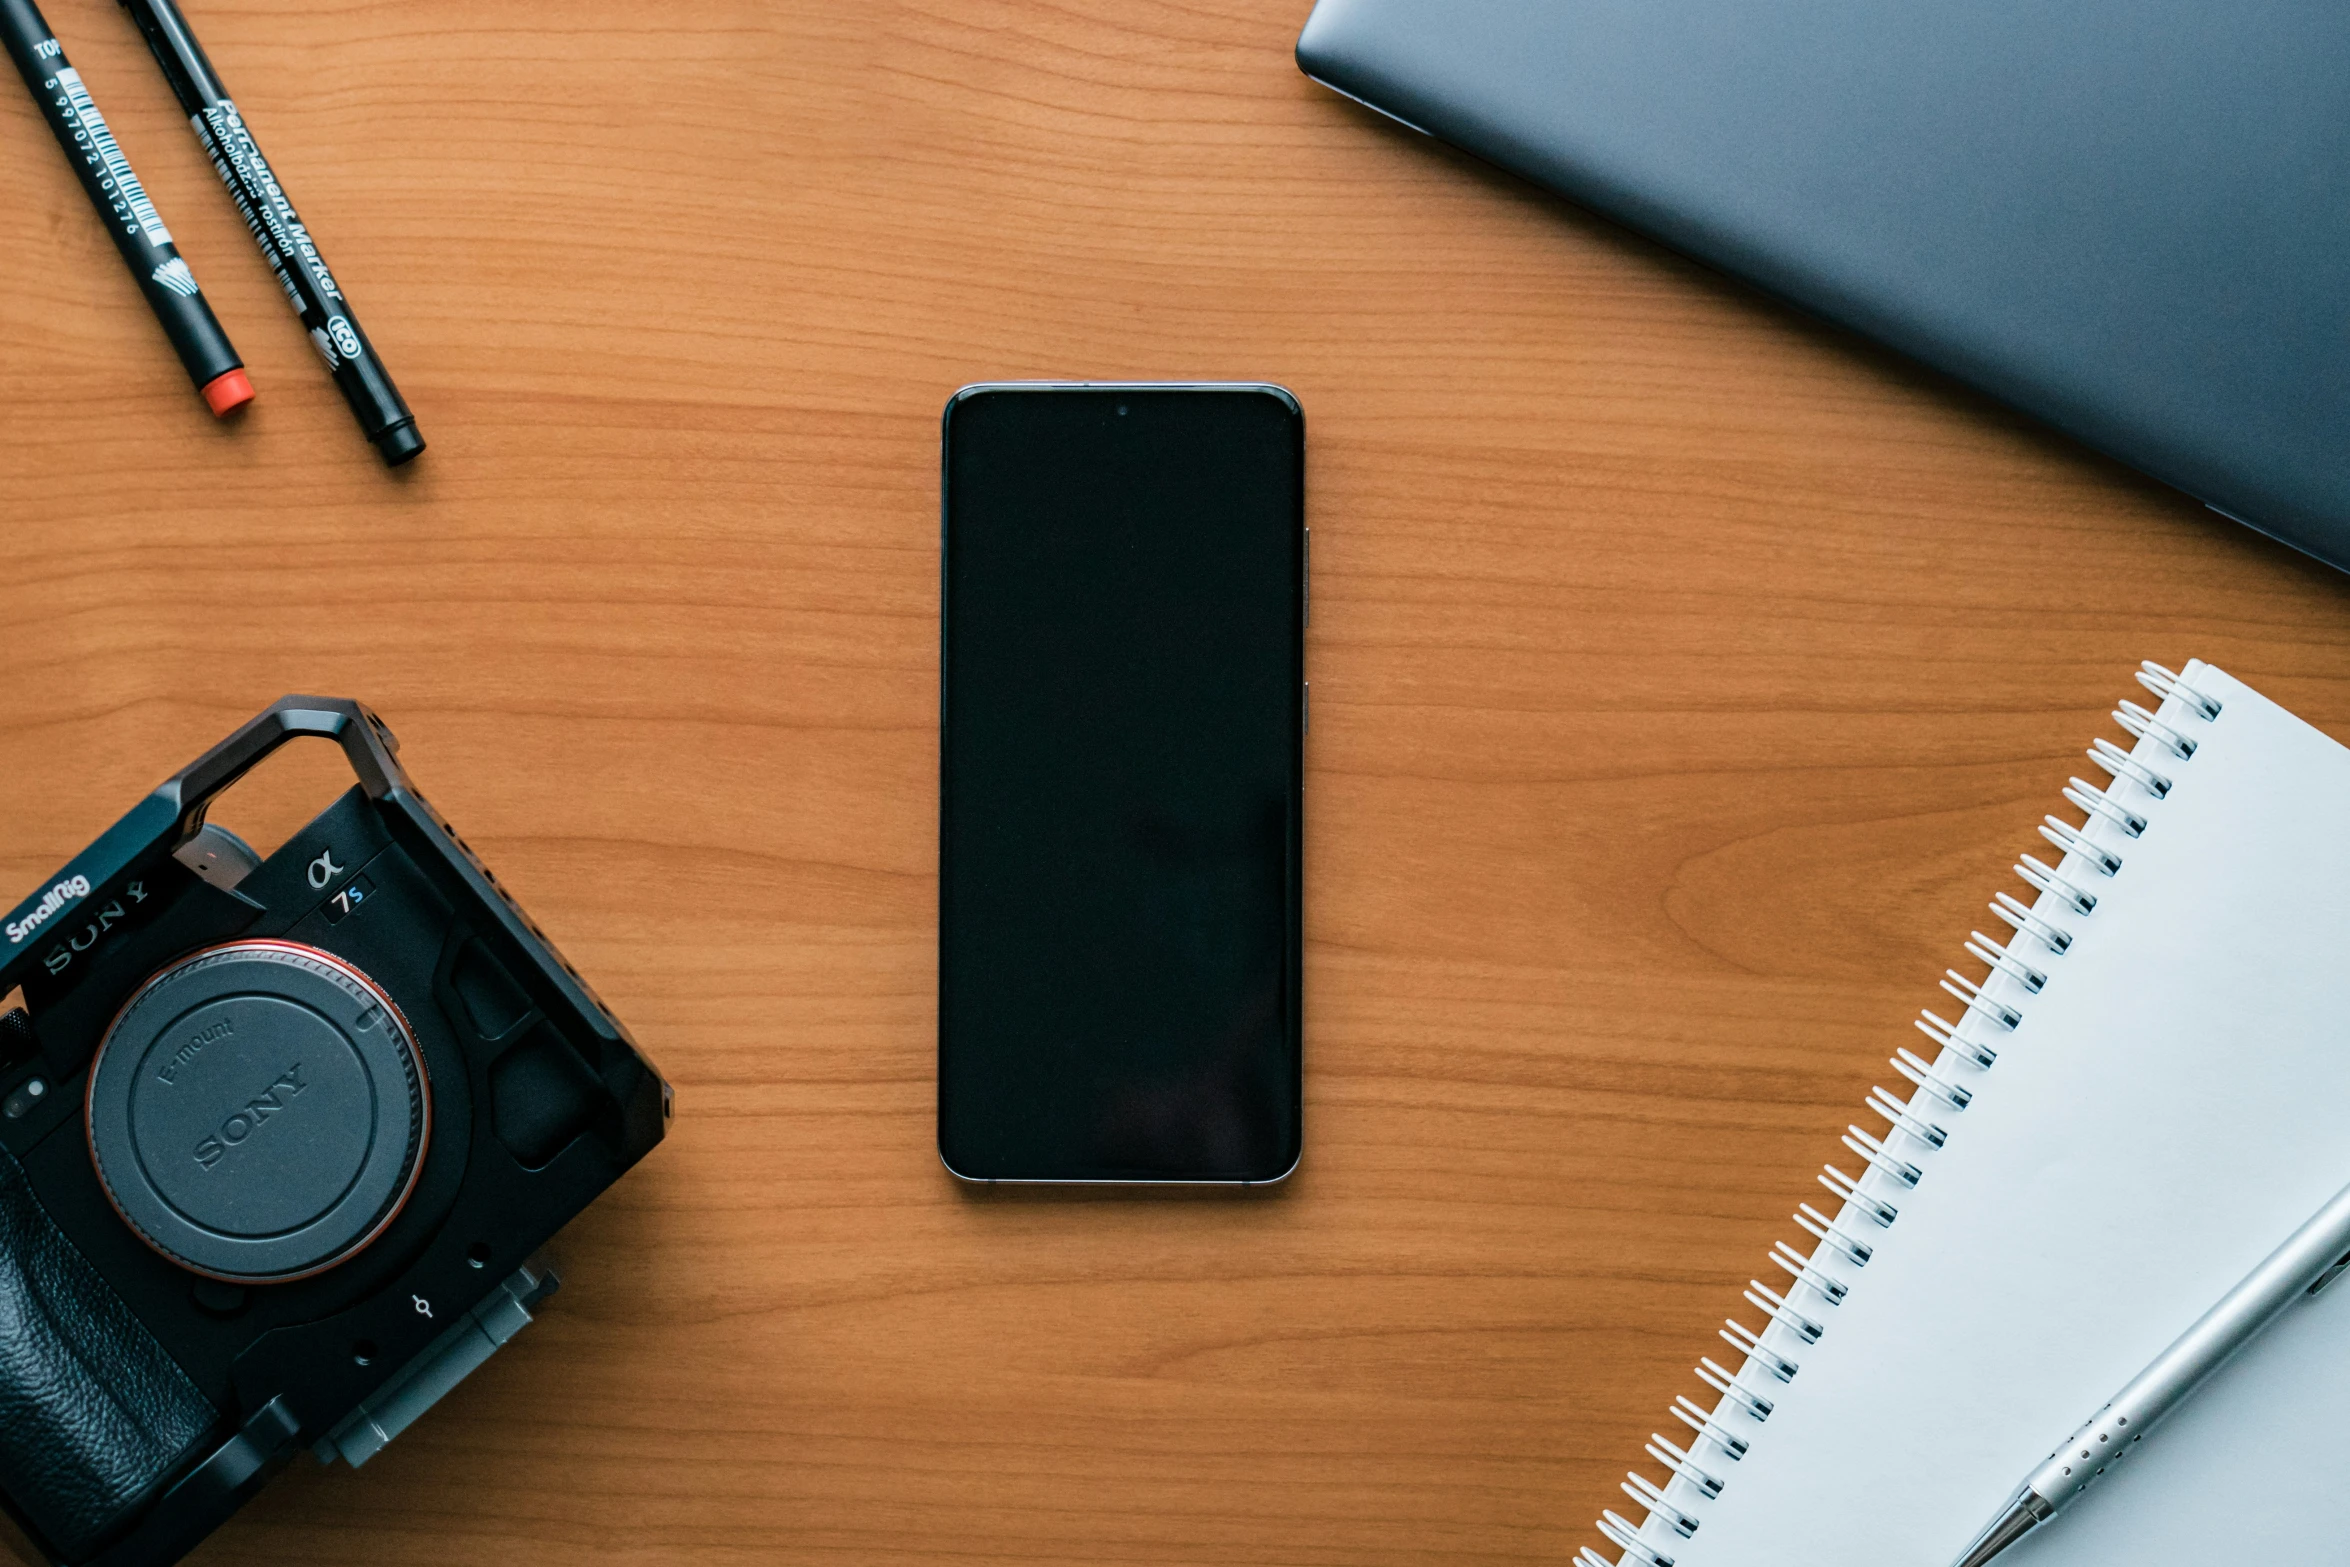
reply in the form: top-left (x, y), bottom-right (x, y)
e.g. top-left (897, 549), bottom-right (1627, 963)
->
top-left (1625, 661), bottom-right (2350, 1567)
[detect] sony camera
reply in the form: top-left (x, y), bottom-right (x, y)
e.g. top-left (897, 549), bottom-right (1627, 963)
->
top-left (0, 698), bottom-right (669, 1565)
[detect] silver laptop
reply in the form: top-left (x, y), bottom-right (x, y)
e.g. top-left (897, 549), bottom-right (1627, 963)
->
top-left (1299, 0), bottom-right (2350, 572)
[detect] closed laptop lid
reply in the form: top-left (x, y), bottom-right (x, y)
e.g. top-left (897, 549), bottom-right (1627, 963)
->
top-left (1298, 0), bottom-right (2350, 568)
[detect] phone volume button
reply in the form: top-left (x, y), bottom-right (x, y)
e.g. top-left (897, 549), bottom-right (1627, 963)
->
top-left (1303, 681), bottom-right (1310, 734)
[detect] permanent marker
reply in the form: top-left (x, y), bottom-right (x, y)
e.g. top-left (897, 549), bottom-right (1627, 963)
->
top-left (118, 0), bottom-right (422, 464)
top-left (1952, 1174), bottom-right (2350, 1566)
top-left (1, 0), bottom-right (252, 416)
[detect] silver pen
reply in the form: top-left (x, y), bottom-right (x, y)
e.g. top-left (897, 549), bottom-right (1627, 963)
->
top-left (1953, 1175), bottom-right (2350, 1566)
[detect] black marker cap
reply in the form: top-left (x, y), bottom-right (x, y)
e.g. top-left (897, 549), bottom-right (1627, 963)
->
top-left (374, 420), bottom-right (425, 467)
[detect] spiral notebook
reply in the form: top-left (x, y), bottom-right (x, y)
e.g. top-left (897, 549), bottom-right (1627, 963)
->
top-left (1587, 660), bottom-right (2350, 1567)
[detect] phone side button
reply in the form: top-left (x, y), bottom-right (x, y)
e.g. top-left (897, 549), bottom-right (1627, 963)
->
top-left (1303, 682), bottom-right (1309, 734)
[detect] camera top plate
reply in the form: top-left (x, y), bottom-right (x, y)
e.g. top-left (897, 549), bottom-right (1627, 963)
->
top-left (86, 940), bottom-right (429, 1283)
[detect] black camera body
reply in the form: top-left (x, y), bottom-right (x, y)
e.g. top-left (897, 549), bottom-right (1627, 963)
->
top-left (0, 699), bottom-right (669, 1565)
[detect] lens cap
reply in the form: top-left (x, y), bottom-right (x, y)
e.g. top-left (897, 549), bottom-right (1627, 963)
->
top-left (87, 941), bottom-right (429, 1283)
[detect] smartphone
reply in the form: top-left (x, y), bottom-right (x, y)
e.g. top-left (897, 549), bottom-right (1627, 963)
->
top-left (938, 383), bottom-right (1305, 1184)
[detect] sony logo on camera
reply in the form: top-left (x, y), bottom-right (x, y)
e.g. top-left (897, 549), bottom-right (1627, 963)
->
top-left (5, 875), bottom-right (91, 945)
top-left (36, 880), bottom-right (151, 979)
top-left (192, 1062), bottom-right (307, 1171)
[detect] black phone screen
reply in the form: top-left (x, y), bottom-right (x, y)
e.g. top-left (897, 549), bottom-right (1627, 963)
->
top-left (938, 385), bottom-right (1304, 1183)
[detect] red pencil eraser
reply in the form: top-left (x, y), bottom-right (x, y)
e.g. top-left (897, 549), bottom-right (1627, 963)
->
top-left (200, 369), bottom-right (255, 417)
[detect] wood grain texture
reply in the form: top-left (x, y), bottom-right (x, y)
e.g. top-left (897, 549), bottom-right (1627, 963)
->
top-left (4, 1), bottom-right (2350, 1562)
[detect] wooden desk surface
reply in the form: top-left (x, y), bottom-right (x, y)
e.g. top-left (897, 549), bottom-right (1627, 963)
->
top-left (5, 2), bottom-right (2349, 1562)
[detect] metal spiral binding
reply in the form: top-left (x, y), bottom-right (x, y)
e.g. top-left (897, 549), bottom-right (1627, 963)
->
top-left (1769, 1239), bottom-right (1848, 1304)
top-left (1792, 1201), bottom-right (1873, 1265)
top-left (2115, 700), bottom-right (2196, 759)
top-left (1818, 1164), bottom-right (1897, 1227)
top-left (1645, 1435), bottom-right (1724, 1497)
top-left (1587, 662), bottom-right (2222, 1567)
top-left (1744, 1280), bottom-right (1824, 1342)
top-left (2091, 735), bottom-right (2171, 799)
top-left (1622, 1473), bottom-right (1702, 1537)
top-left (2064, 778), bottom-right (2146, 837)
top-left (1864, 1084), bottom-right (1946, 1148)
top-left (1597, 1510), bottom-right (1673, 1566)
top-left (1991, 889), bottom-right (2072, 955)
top-left (1694, 1358), bottom-right (1773, 1421)
top-left (1840, 1126), bottom-right (1921, 1188)
top-left (1669, 1395), bottom-right (1748, 1459)
top-left (1719, 1319), bottom-right (1798, 1382)
top-left (2138, 660), bottom-right (2222, 720)
top-left (1892, 1046), bottom-right (1970, 1109)
top-left (1916, 1008), bottom-right (1995, 1069)
top-left (2016, 853), bottom-right (2097, 914)
top-left (1939, 969), bottom-right (2021, 1030)
top-left (1963, 932), bottom-right (2045, 993)
top-left (2040, 817), bottom-right (2121, 876)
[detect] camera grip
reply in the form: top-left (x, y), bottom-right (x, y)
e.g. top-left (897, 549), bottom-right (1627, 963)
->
top-left (0, 1145), bottom-right (214, 1560)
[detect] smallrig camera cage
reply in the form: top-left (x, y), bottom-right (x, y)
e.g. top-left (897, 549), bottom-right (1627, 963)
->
top-left (0, 698), bottom-right (669, 1565)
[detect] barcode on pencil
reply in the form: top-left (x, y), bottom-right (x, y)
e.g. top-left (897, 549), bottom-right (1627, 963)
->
top-left (54, 69), bottom-right (172, 248)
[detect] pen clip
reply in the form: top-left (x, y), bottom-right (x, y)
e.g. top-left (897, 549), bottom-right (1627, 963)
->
top-left (2308, 1246), bottom-right (2350, 1296)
